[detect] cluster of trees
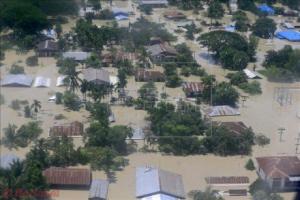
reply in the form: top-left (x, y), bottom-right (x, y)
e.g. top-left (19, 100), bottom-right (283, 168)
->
top-left (167, 0), bottom-right (204, 10)
top-left (252, 17), bottom-right (276, 39)
top-left (198, 31), bottom-right (258, 70)
top-left (249, 179), bottom-right (283, 200)
top-left (146, 100), bottom-right (255, 155)
top-left (136, 82), bottom-right (158, 110)
top-left (233, 11), bottom-right (249, 32)
top-left (189, 187), bottom-right (224, 200)
top-left (226, 71), bottom-right (262, 95)
top-left (262, 45), bottom-right (300, 81)
top-left (2, 122), bottom-right (43, 149)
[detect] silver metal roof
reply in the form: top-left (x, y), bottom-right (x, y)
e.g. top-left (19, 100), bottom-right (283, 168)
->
top-left (0, 154), bottom-right (20, 169)
top-left (136, 167), bottom-right (185, 199)
top-left (63, 52), bottom-right (91, 61)
top-left (139, 0), bottom-right (168, 5)
top-left (1, 74), bottom-right (33, 87)
top-left (89, 179), bottom-right (109, 200)
top-left (127, 127), bottom-right (145, 140)
top-left (83, 68), bottom-right (110, 84)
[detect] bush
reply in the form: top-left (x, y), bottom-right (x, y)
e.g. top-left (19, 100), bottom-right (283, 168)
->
top-left (9, 64), bottom-right (25, 74)
top-left (55, 92), bottom-right (63, 104)
top-left (96, 9), bottom-right (114, 19)
top-left (226, 71), bottom-right (248, 85)
top-left (140, 5), bottom-right (153, 15)
top-left (10, 100), bottom-right (21, 110)
top-left (63, 91), bottom-right (81, 111)
top-left (54, 114), bottom-right (65, 120)
top-left (255, 134), bottom-right (270, 146)
top-left (26, 56), bottom-right (38, 67)
top-left (24, 105), bottom-right (31, 118)
top-left (0, 94), bottom-right (5, 105)
top-left (239, 81), bottom-right (262, 95)
top-left (245, 159), bottom-right (255, 171)
top-left (249, 178), bottom-right (270, 195)
top-left (56, 16), bottom-right (69, 24)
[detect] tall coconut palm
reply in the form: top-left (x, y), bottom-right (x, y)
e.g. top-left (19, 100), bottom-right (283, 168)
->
top-left (80, 79), bottom-right (90, 101)
top-left (31, 100), bottom-right (41, 119)
top-left (65, 68), bottom-right (82, 93)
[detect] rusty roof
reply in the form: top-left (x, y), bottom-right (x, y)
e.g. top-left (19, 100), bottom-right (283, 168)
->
top-left (205, 176), bottom-right (250, 185)
top-left (49, 121), bottom-right (84, 137)
top-left (43, 167), bottom-right (91, 186)
top-left (135, 69), bottom-right (165, 82)
top-left (256, 156), bottom-right (300, 178)
top-left (182, 82), bottom-right (204, 94)
top-left (219, 121), bottom-right (248, 135)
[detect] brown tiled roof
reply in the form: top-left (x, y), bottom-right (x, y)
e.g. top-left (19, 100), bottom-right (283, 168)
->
top-left (205, 176), bottom-right (249, 185)
top-left (219, 121), bottom-right (248, 135)
top-left (43, 167), bottom-right (91, 186)
top-left (135, 69), bottom-right (165, 82)
top-left (49, 121), bottom-right (84, 137)
top-left (182, 82), bottom-right (204, 94)
top-left (256, 156), bottom-right (300, 178)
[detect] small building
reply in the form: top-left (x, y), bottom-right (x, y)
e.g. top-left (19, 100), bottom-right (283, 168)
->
top-left (164, 11), bottom-right (186, 20)
top-left (208, 105), bottom-right (240, 117)
top-left (83, 68), bottom-right (110, 85)
top-left (63, 52), bottom-right (91, 61)
top-left (37, 40), bottom-right (58, 57)
top-left (218, 121), bottom-right (249, 135)
top-left (136, 166), bottom-right (185, 199)
top-left (138, 0), bottom-right (168, 7)
top-left (243, 69), bottom-right (261, 79)
top-left (43, 167), bottom-right (91, 187)
top-left (0, 154), bottom-right (20, 169)
top-left (33, 76), bottom-right (51, 88)
top-left (135, 69), bottom-right (165, 82)
top-left (41, 29), bottom-right (57, 41)
top-left (256, 156), bottom-right (300, 190)
top-left (89, 179), bottom-right (109, 200)
top-left (205, 176), bottom-right (250, 185)
top-left (49, 121), bottom-right (84, 137)
top-left (146, 43), bottom-right (178, 63)
top-left (182, 82), bottom-right (204, 97)
top-left (1, 74), bottom-right (33, 87)
top-left (127, 127), bottom-right (145, 140)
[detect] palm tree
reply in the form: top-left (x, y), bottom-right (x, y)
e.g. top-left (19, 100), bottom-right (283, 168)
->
top-left (65, 70), bottom-right (82, 93)
top-left (31, 100), bottom-right (41, 119)
top-left (188, 187), bottom-right (224, 200)
top-left (80, 79), bottom-right (90, 101)
top-left (2, 124), bottom-right (18, 150)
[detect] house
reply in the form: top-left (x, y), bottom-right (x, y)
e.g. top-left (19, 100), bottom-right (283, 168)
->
top-left (146, 43), bottom-right (178, 63)
top-left (127, 127), bottom-right (145, 140)
top-left (208, 105), bottom-right (240, 117)
top-left (243, 69), bottom-right (261, 79)
top-left (229, 0), bottom-right (238, 12)
top-left (83, 68), bottom-right (110, 85)
top-left (256, 156), bottom-right (300, 190)
top-left (136, 167), bottom-right (185, 199)
top-left (0, 154), bottom-right (20, 169)
top-left (112, 8), bottom-right (129, 21)
top-left (138, 0), bottom-right (168, 7)
top-left (89, 179), bottom-right (109, 200)
top-left (63, 52), bottom-right (91, 61)
top-left (101, 51), bottom-right (138, 66)
top-left (43, 167), bottom-right (91, 187)
top-left (41, 29), bottom-right (57, 40)
top-left (135, 69), bottom-right (165, 82)
top-left (164, 11), bottom-right (186, 20)
top-left (49, 121), bottom-right (84, 137)
top-left (217, 121), bottom-right (249, 135)
top-left (1, 75), bottom-right (33, 87)
top-left (182, 82), bottom-right (204, 97)
top-left (37, 40), bottom-right (58, 57)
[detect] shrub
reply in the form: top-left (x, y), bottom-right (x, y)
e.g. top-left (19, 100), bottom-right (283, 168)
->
top-left (10, 100), bottom-right (21, 110)
top-left (226, 71), bottom-right (248, 85)
top-left (63, 91), bottom-right (81, 111)
top-left (239, 81), bottom-right (262, 95)
top-left (255, 134), bottom-right (270, 146)
top-left (26, 56), bottom-right (38, 67)
top-left (56, 16), bottom-right (69, 24)
top-left (54, 114), bottom-right (65, 120)
top-left (245, 159), bottom-right (255, 171)
top-left (55, 92), bottom-right (63, 104)
top-left (24, 105), bottom-right (31, 118)
top-left (0, 94), bottom-right (5, 105)
top-left (10, 64), bottom-right (25, 74)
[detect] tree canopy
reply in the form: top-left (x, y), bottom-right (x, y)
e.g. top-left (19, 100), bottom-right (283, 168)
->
top-left (252, 17), bottom-right (276, 39)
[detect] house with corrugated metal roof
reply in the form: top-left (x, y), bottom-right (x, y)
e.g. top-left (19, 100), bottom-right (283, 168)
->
top-left (89, 179), bottom-right (109, 200)
top-left (138, 0), bottom-right (168, 7)
top-left (136, 167), bottom-right (185, 200)
top-left (37, 40), bottom-right (58, 57)
top-left (63, 52), bottom-right (91, 61)
top-left (83, 68), bottom-right (110, 85)
top-left (1, 74), bottom-right (33, 87)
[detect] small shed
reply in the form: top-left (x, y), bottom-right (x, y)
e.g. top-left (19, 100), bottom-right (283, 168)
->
top-left (43, 167), bottom-right (91, 187)
top-left (89, 179), bottom-right (109, 200)
top-left (243, 69), bottom-right (260, 79)
top-left (135, 69), bottom-right (165, 82)
top-left (63, 52), bottom-right (91, 61)
top-left (1, 75), bottom-right (33, 87)
top-left (33, 76), bottom-right (51, 88)
top-left (37, 40), bottom-right (58, 57)
top-left (182, 82), bottom-right (204, 97)
top-left (49, 121), bottom-right (84, 137)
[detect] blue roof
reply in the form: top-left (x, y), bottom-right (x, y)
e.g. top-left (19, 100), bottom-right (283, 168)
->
top-left (276, 30), bottom-right (300, 42)
top-left (258, 4), bottom-right (275, 15)
top-left (115, 15), bottom-right (129, 21)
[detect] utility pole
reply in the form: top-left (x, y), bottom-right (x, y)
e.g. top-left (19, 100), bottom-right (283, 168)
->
top-left (278, 127), bottom-right (286, 142)
top-left (296, 133), bottom-right (300, 154)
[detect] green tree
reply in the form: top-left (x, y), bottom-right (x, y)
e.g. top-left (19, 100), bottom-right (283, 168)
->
top-left (245, 158), bottom-right (255, 171)
top-left (26, 139), bottom-right (50, 169)
top-left (30, 100), bottom-right (41, 118)
top-left (138, 82), bottom-right (158, 110)
top-left (2, 124), bottom-right (18, 150)
top-left (189, 187), bottom-right (224, 200)
top-left (252, 18), bottom-right (276, 39)
top-left (213, 82), bottom-right (239, 106)
top-left (63, 91), bottom-right (81, 111)
top-left (207, 1), bottom-right (224, 25)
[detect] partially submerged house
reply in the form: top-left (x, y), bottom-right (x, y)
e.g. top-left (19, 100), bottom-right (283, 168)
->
top-left (1, 74), bottom-right (33, 87)
top-left (182, 82), bottom-right (204, 97)
top-left (112, 7), bottom-right (129, 21)
top-left (256, 156), bottom-right (300, 190)
top-left (37, 40), bottom-right (58, 57)
top-left (127, 127), bottom-right (145, 140)
top-left (89, 179), bottom-right (109, 200)
top-left (63, 52), bottom-right (91, 61)
top-left (136, 167), bottom-right (185, 200)
top-left (138, 0), bottom-right (168, 7)
top-left (83, 68), bottom-right (110, 85)
top-left (217, 121), bottom-right (249, 135)
top-left (243, 69), bottom-right (261, 79)
top-left (164, 11), bottom-right (186, 20)
top-left (49, 121), bottom-right (84, 137)
top-left (146, 42), bottom-right (178, 63)
top-left (208, 106), bottom-right (240, 117)
top-left (43, 167), bottom-right (91, 188)
top-left (135, 69), bottom-right (165, 82)
top-left (205, 176), bottom-right (250, 186)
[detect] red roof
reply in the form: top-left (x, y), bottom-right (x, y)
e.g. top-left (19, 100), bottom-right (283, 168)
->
top-left (43, 167), bottom-right (91, 186)
top-left (256, 156), bottom-right (300, 178)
